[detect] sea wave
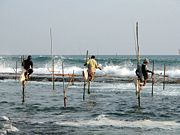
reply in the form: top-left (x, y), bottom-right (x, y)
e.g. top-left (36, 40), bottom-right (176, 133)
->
top-left (0, 116), bottom-right (19, 134)
top-left (55, 114), bottom-right (180, 130)
top-left (0, 65), bottom-right (180, 78)
top-left (0, 55), bottom-right (179, 78)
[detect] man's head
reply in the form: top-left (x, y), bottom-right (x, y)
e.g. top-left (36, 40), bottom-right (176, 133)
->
top-left (27, 55), bottom-right (31, 60)
top-left (143, 58), bottom-right (149, 64)
top-left (91, 55), bottom-right (95, 59)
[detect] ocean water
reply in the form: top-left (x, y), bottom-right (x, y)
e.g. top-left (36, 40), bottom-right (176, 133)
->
top-left (0, 55), bottom-right (180, 134)
top-left (0, 55), bottom-right (180, 77)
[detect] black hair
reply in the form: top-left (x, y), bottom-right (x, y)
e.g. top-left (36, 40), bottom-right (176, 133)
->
top-left (91, 55), bottom-right (95, 59)
top-left (28, 55), bottom-right (31, 59)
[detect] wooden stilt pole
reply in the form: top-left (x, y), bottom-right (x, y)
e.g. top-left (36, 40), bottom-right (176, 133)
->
top-left (21, 55), bottom-right (24, 70)
top-left (83, 50), bottom-right (88, 100)
top-left (50, 28), bottom-right (55, 90)
top-left (163, 64), bottom-right (166, 90)
top-left (72, 70), bottom-right (74, 85)
top-left (137, 80), bottom-right (141, 108)
top-left (52, 58), bottom-right (55, 90)
top-left (15, 61), bottom-right (18, 80)
top-left (62, 62), bottom-right (66, 108)
top-left (135, 22), bottom-right (141, 108)
top-left (50, 28), bottom-right (53, 56)
top-left (83, 79), bottom-right (86, 100)
top-left (22, 81), bottom-right (25, 103)
top-left (21, 56), bottom-right (25, 103)
top-left (152, 60), bottom-right (154, 96)
top-left (88, 81), bottom-right (90, 94)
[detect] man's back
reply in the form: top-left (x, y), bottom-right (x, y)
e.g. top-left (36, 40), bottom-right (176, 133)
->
top-left (87, 59), bottom-right (98, 72)
top-left (23, 59), bottom-right (33, 70)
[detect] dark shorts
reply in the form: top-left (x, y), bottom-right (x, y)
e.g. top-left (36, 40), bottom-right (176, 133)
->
top-left (28, 69), bottom-right (33, 75)
top-left (144, 73), bottom-right (148, 80)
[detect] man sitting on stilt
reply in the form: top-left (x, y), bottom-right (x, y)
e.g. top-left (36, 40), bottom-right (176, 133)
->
top-left (22, 55), bottom-right (33, 81)
top-left (136, 58), bottom-right (154, 87)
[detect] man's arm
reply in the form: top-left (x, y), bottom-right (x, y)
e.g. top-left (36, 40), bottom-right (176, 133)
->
top-left (95, 61), bottom-right (102, 70)
top-left (84, 60), bottom-right (89, 66)
top-left (147, 70), bottom-right (153, 74)
top-left (30, 61), bottom-right (33, 68)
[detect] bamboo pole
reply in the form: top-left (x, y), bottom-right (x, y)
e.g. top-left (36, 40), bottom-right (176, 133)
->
top-left (50, 28), bottom-right (53, 57)
top-left (83, 50), bottom-right (88, 100)
top-left (88, 81), bottom-right (91, 94)
top-left (83, 77), bottom-right (86, 100)
top-left (136, 22), bottom-right (141, 108)
top-left (72, 70), bottom-right (74, 85)
top-left (62, 62), bottom-right (66, 108)
top-left (15, 61), bottom-right (18, 80)
top-left (137, 80), bottom-right (140, 108)
top-left (52, 58), bottom-right (55, 90)
top-left (21, 55), bottom-right (24, 70)
top-left (22, 81), bottom-right (25, 103)
top-left (50, 28), bottom-right (55, 90)
top-left (136, 22), bottom-right (140, 66)
top-left (152, 60), bottom-right (154, 96)
top-left (21, 56), bottom-right (25, 103)
top-left (163, 64), bottom-right (166, 90)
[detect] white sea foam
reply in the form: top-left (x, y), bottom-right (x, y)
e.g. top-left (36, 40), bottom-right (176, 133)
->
top-left (55, 114), bottom-right (180, 130)
top-left (166, 69), bottom-right (180, 78)
top-left (32, 65), bottom-right (137, 77)
top-left (0, 117), bottom-right (19, 134)
top-left (3, 124), bottom-right (19, 132)
top-left (43, 65), bottom-right (180, 78)
top-left (0, 130), bottom-right (7, 135)
top-left (0, 64), bottom-right (180, 78)
top-left (99, 65), bottom-right (136, 77)
top-left (0, 66), bottom-right (20, 73)
top-left (1, 116), bottom-right (9, 121)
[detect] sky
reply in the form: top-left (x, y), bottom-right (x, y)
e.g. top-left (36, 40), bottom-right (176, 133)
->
top-left (0, 0), bottom-right (180, 55)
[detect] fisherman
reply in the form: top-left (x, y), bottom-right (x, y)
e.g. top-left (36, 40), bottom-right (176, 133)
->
top-left (22, 55), bottom-right (33, 80)
top-left (136, 58), bottom-right (154, 86)
top-left (84, 55), bottom-right (102, 81)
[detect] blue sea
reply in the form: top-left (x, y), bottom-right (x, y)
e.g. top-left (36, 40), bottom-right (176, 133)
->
top-left (0, 55), bottom-right (180, 135)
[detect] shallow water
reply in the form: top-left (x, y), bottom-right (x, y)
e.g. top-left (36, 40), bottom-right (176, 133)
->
top-left (0, 79), bottom-right (180, 135)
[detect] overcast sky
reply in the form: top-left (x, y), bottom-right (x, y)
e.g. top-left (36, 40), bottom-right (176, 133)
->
top-left (0, 0), bottom-right (180, 55)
